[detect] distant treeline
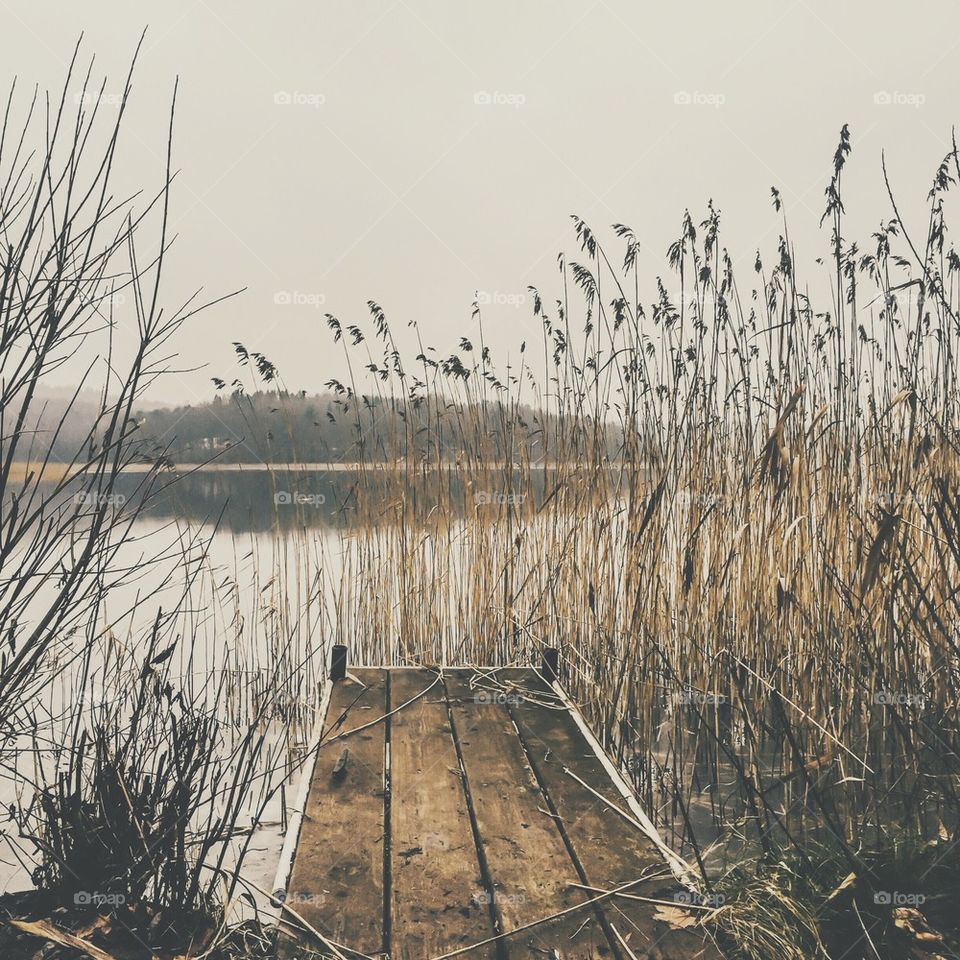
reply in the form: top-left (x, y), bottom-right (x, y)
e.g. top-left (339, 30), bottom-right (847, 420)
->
top-left (132, 391), bottom-right (623, 465)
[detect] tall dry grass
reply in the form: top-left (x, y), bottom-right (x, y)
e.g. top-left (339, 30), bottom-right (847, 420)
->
top-left (275, 127), bottom-right (960, 878)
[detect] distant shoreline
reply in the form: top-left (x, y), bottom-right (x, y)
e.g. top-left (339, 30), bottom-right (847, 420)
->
top-left (7, 460), bottom-right (615, 481)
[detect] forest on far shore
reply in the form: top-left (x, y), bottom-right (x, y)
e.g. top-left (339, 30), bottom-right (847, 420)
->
top-left (16, 387), bottom-right (622, 466)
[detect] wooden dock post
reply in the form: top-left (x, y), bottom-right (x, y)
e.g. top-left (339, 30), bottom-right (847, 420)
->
top-left (541, 645), bottom-right (560, 683)
top-left (330, 643), bottom-right (348, 681)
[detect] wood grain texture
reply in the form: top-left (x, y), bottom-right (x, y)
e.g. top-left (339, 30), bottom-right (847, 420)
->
top-left (444, 669), bottom-right (617, 958)
top-left (389, 669), bottom-right (496, 959)
top-left (280, 667), bottom-right (723, 960)
top-left (504, 669), bottom-right (723, 960)
top-left (281, 668), bottom-right (387, 958)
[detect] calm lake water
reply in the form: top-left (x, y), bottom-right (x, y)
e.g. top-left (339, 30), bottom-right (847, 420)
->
top-left (1, 468), bottom-right (347, 902)
top-left (1, 466), bottom-right (772, 901)
top-left (121, 463), bottom-right (552, 531)
top-left (2, 465), bottom-right (555, 902)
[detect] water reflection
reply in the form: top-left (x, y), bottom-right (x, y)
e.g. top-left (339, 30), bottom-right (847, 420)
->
top-left (126, 466), bottom-right (553, 532)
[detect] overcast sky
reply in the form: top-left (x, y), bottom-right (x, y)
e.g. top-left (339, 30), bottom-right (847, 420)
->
top-left (5, 1), bottom-right (960, 404)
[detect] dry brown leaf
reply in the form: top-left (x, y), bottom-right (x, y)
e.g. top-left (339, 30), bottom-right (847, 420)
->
top-left (893, 908), bottom-right (944, 943)
top-left (8, 918), bottom-right (120, 960)
top-left (652, 904), bottom-right (699, 929)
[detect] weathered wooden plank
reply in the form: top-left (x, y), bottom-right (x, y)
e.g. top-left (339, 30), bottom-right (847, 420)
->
top-left (282, 668), bottom-right (386, 957)
top-left (389, 669), bottom-right (496, 959)
top-left (444, 669), bottom-right (616, 958)
top-left (504, 669), bottom-right (723, 960)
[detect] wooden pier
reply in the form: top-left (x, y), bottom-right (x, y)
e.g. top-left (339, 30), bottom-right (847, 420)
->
top-left (276, 656), bottom-right (722, 959)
